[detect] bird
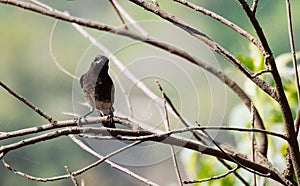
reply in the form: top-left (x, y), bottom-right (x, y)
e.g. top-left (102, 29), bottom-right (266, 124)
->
top-left (79, 55), bottom-right (115, 128)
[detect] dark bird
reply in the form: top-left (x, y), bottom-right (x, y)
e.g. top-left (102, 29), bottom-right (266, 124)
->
top-left (79, 55), bottom-right (115, 128)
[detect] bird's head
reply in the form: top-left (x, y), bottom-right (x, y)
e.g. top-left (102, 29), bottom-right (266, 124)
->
top-left (90, 55), bottom-right (109, 74)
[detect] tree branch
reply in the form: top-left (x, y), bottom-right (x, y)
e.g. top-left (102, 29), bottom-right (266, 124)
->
top-left (64, 166), bottom-right (79, 186)
top-left (0, 80), bottom-right (56, 124)
top-left (68, 135), bottom-right (159, 186)
top-left (183, 166), bottom-right (239, 184)
top-left (0, 121), bottom-right (291, 185)
top-left (173, 0), bottom-right (263, 51)
top-left (285, 0), bottom-right (300, 134)
top-left (237, 0), bottom-right (300, 183)
top-left (157, 80), bottom-right (183, 186)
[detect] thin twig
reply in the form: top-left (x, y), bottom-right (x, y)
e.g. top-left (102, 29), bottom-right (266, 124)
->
top-left (155, 80), bottom-right (204, 142)
top-left (109, 0), bottom-right (128, 29)
top-left (285, 0), bottom-right (300, 180)
top-left (251, 104), bottom-right (257, 186)
top-left (64, 166), bottom-right (79, 186)
top-left (251, 0), bottom-right (259, 14)
top-left (285, 0), bottom-right (300, 134)
top-left (68, 135), bottom-right (159, 186)
top-left (251, 69), bottom-right (271, 78)
top-left (2, 159), bottom-right (68, 182)
top-left (110, 0), bottom-right (148, 36)
top-left (174, 0), bottom-right (263, 51)
top-left (285, 0), bottom-right (300, 100)
top-left (157, 81), bottom-right (248, 185)
top-left (196, 122), bottom-right (270, 177)
top-left (156, 80), bottom-right (183, 186)
top-left (183, 166), bottom-right (239, 184)
top-left (72, 141), bottom-right (143, 176)
top-left (2, 140), bottom-right (143, 183)
top-left (217, 158), bottom-right (250, 186)
top-left (0, 80), bottom-right (56, 124)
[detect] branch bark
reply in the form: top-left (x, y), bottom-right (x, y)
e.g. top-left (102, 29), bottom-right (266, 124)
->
top-left (237, 1), bottom-right (300, 183)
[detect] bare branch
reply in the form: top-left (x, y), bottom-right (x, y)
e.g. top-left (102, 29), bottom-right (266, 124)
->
top-left (251, 69), bottom-right (271, 78)
top-left (217, 158), bottom-right (250, 186)
top-left (68, 135), bottom-right (159, 186)
top-left (0, 80), bottom-right (56, 124)
top-left (2, 140), bottom-right (143, 183)
top-left (110, 0), bottom-right (148, 36)
top-left (285, 0), bottom-right (300, 135)
top-left (0, 116), bottom-right (143, 141)
top-left (0, 114), bottom-right (290, 185)
top-left (251, 104), bottom-right (257, 185)
top-left (285, 0), bottom-right (300, 106)
top-left (156, 80), bottom-right (183, 186)
top-left (196, 122), bottom-right (269, 177)
top-left (2, 159), bottom-right (69, 182)
top-left (174, 0), bottom-right (263, 51)
top-left (64, 166), bottom-right (79, 186)
top-left (109, 0), bottom-right (128, 29)
top-left (183, 166), bottom-right (239, 184)
top-left (251, 0), bottom-right (259, 14)
top-left (155, 80), bottom-right (204, 142)
top-left (72, 141), bottom-right (143, 177)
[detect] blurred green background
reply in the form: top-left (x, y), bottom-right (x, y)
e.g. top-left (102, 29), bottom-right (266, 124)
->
top-left (1, 0), bottom-right (300, 185)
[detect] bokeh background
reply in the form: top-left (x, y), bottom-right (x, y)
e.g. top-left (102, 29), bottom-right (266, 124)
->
top-left (1, 0), bottom-right (300, 185)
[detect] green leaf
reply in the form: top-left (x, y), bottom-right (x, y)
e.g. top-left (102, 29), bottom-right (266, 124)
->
top-left (236, 54), bottom-right (255, 71)
top-left (236, 44), bottom-right (264, 71)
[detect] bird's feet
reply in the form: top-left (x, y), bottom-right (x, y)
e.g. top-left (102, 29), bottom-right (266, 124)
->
top-left (102, 112), bottom-right (115, 128)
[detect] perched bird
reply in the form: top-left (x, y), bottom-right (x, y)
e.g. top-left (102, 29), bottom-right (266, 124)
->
top-left (79, 55), bottom-right (115, 128)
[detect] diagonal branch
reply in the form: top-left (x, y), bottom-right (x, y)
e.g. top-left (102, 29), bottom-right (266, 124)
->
top-left (251, 0), bottom-right (259, 14)
top-left (157, 81), bottom-right (183, 186)
top-left (68, 135), bottom-right (159, 186)
top-left (0, 80), bottom-right (56, 124)
top-left (109, 0), bottom-right (128, 29)
top-left (2, 140), bottom-right (144, 184)
top-left (129, 0), bottom-right (276, 100)
top-left (174, 0), bottom-right (263, 51)
top-left (183, 166), bottom-right (239, 184)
